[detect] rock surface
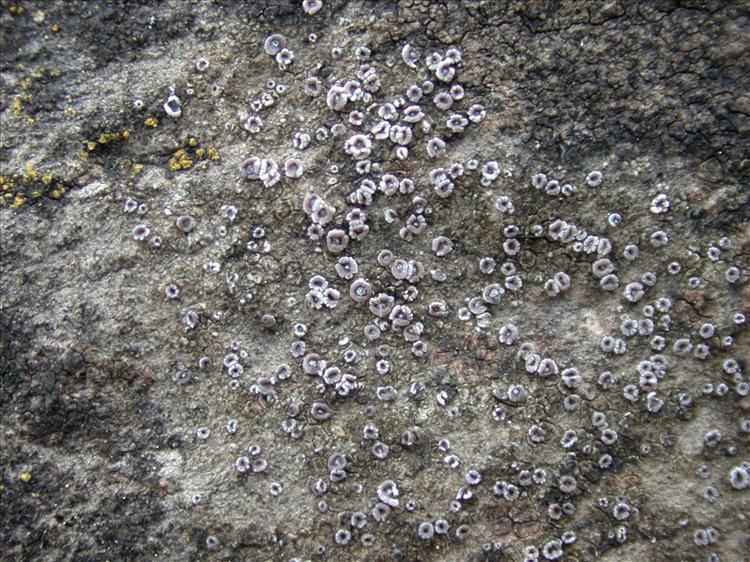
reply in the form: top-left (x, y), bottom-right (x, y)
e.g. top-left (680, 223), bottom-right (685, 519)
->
top-left (1, 1), bottom-right (748, 561)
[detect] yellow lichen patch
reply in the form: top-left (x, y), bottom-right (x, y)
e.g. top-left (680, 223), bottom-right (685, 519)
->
top-left (131, 163), bottom-right (144, 175)
top-left (1, 167), bottom-right (69, 208)
top-left (11, 195), bottom-right (26, 209)
top-left (168, 149), bottom-right (194, 171)
top-left (23, 163), bottom-right (39, 183)
top-left (19, 472), bottom-right (31, 483)
top-left (144, 116), bottom-right (158, 128)
top-left (12, 97), bottom-right (23, 119)
top-left (0, 176), bottom-right (13, 188)
top-left (165, 139), bottom-right (219, 173)
top-left (96, 131), bottom-right (129, 145)
top-left (50, 23), bottom-right (60, 32)
top-left (82, 130), bottom-right (131, 158)
top-left (20, 77), bottom-right (33, 91)
top-left (9, 5), bottom-right (25, 15)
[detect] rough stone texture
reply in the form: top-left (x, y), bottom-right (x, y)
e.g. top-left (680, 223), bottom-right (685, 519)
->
top-left (1, 1), bottom-right (749, 561)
